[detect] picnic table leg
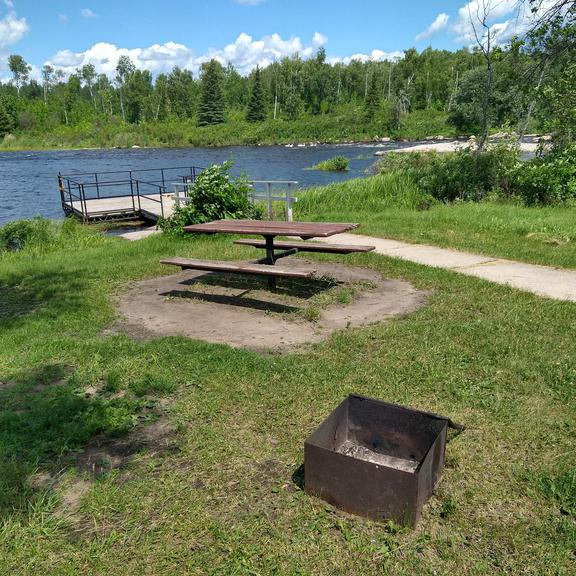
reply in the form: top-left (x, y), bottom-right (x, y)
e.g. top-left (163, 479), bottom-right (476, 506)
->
top-left (264, 235), bottom-right (277, 291)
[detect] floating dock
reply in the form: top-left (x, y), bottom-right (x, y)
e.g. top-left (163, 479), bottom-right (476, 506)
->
top-left (58, 166), bottom-right (300, 224)
top-left (58, 166), bottom-right (203, 223)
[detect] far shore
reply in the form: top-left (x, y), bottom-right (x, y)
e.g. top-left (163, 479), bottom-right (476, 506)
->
top-left (0, 134), bottom-right (545, 155)
top-left (381, 140), bottom-right (540, 154)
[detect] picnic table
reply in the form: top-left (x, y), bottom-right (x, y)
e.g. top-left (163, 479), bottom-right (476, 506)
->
top-left (161, 219), bottom-right (375, 290)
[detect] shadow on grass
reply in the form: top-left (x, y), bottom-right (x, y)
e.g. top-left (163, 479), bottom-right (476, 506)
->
top-left (292, 463), bottom-right (305, 490)
top-left (0, 363), bottom-right (164, 519)
top-left (0, 268), bottom-right (88, 324)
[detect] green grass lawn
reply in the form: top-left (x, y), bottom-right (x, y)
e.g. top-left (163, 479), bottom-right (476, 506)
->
top-left (0, 226), bottom-right (575, 575)
top-left (297, 176), bottom-right (576, 269)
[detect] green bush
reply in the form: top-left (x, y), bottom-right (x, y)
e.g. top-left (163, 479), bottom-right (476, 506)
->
top-left (375, 143), bottom-right (519, 202)
top-left (509, 146), bottom-right (576, 205)
top-left (158, 162), bottom-right (261, 235)
top-left (311, 155), bottom-right (350, 172)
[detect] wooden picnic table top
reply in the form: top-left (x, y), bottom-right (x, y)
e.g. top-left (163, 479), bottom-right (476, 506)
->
top-left (183, 220), bottom-right (359, 238)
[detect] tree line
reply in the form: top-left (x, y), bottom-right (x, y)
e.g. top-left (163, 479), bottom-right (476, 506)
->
top-left (0, 21), bottom-right (573, 144)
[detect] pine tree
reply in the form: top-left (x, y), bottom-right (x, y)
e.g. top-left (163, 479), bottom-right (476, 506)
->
top-left (198, 60), bottom-right (225, 126)
top-left (0, 103), bottom-right (14, 138)
top-left (246, 66), bottom-right (267, 122)
top-left (364, 73), bottom-right (381, 121)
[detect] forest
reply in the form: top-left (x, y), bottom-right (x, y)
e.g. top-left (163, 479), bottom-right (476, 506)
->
top-left (0, 1), bottom-right (573, 149)
top-left (0, 48), bottom-right (569, 148)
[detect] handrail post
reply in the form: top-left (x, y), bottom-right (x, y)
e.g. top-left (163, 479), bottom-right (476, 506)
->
top-left (57, 173), bottom-right (65, 208)
top-left (81, 183), bottom-right (88, 222)
top-left (160, 184), bottom-right (165, 218)
top-left (129, 171), bottom-right (135, 212)
top-left (66, 179), bottom-right (73, 213)
top-left (266, 182), bottom-right (273, 219)
top-left (95, 172), bottom-right (100, 199)
top-left (174, 184), bottom-right (181, 208)
top-left (287, 183), bottom-right (293, 222)
top-left (136, 180), bottom-right (142, 212)
top-left (161, 169), bottom-right (165, 188)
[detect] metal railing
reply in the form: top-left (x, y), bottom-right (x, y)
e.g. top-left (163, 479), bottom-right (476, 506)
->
top-left (172, 179), bottom-right (299, 222)
top-left (58, 166), bottom-right (204, 223)
top-left (248, 181), bottom-right (299, 221)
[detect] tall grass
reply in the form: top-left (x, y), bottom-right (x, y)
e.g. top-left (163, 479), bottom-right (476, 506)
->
top-left (296, 173), bottom-right (432, 216)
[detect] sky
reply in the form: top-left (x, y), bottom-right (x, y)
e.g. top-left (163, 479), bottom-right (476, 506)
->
top-left (0, 0), bottom-right (548, 80)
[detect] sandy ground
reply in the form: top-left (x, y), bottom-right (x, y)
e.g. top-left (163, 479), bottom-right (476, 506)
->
top-left (374, 140), bottom-right (539, 155)
top-left (110, 260), bottom-right (428, 351)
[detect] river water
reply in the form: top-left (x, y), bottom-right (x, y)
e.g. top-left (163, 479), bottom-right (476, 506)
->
top-left (0, 141), bottom-right (420, 225)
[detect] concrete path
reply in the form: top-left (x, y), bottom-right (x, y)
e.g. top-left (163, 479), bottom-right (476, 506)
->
top-left (321, 233), bottom-right (576, 303)
top-left (109, 226), bottom-right (159, 241)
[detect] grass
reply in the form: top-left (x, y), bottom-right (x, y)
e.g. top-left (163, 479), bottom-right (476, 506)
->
top-left (0, 221), bottom-right (575, 574)
top-left (297, 175), bottom-right (576, 269)
top-left (310, 155), bottom-right (350, 172)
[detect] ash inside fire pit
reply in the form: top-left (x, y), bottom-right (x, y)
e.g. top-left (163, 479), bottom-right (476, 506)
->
top-left (304, 394), bottom-right (450, 526)
top-left (336, 439), bottom-right (419, 473)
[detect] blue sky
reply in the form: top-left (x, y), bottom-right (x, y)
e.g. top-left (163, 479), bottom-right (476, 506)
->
top-left (0, 0), bottom-right (540, 78)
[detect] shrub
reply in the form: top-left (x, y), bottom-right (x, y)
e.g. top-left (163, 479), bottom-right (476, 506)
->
top-left (374, 142), bottom-right (519, 202)
top-left (311, 155), bottom-right (350, 172)
top-left (158, 162), bottom-right (261, 235)
top-left (508, 146), bottom-right (576, 205)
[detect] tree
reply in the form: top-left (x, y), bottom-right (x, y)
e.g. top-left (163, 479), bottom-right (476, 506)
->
top-left (166, 67), bottom-right (197, 118)
top-left (467, 0), bottom-right (497, 153)
top-left (0, 102), bottom-right (14, 137)
top-left (198, 59), bottom-right (225, 126)
top-left (537, 61), bottom-right (576, 146)
top-left (364, 72), bottom-right (381, 121)
top-left (115, 55), bottom-right (136, 122)
top-left (246, 66), bottom-right (267, 122)
top-left (80, 63), bottom-right (97, 108)
top-left (124, 69), bottom-right (153, 123)
top-left (8, 55), bottom-right (31, 96)
top-left (151, 73), bottom-right (169, 121)
top-left (41, 65), bottom-right (54, 105)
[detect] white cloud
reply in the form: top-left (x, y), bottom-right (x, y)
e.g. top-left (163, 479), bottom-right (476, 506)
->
top-left (81, 8), bottom-right (97, 19)
top-left (450, 0), bottom-right (556, 46)
top-left (0, 3), bottom-right (28, 76)
top-left (416, 13), bottom-right (450, 41)
top-left (329, 49), bottom-right (404, 66)
top-left (58, 14), bottom-right (68, 24)
top-left (44, 32), bottom-right (331, 77)
top-left (0, 6), bottom-right (28, 49)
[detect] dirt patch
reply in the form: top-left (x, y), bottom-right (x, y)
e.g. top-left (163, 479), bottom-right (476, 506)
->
top-left (109, 259), bottom-right (428, 350)
top-left (70, 420), bottom-right (179, 476)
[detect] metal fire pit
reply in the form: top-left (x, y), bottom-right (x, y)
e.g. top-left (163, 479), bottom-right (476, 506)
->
top-left (304, 394), bottom-right (450, 526)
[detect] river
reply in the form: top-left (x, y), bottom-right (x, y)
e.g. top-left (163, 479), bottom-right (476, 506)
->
top-left (0, 141), bottom-right (422, 225)
top-left (0, 138), bottom-right (538, 226)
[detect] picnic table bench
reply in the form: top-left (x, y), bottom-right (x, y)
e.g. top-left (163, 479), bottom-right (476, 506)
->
top-left (233, 239), bottom-right (375, 254)
top-left (161, 220), bottom-right (375, 289)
